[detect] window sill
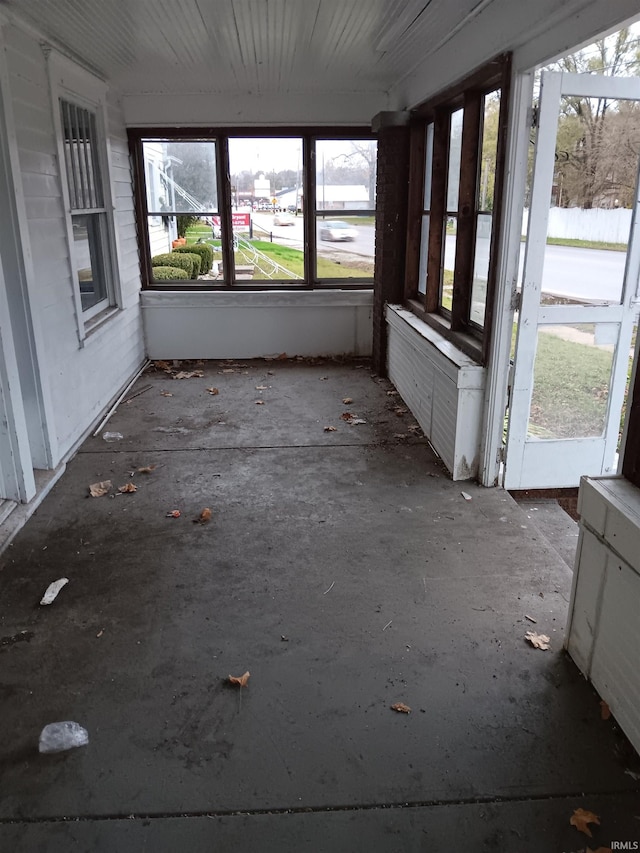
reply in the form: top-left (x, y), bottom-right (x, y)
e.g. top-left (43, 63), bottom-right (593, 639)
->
top-left (83, 305), bottom-right (120, 339)
top-left (406, 299), bottom-right (484, 364)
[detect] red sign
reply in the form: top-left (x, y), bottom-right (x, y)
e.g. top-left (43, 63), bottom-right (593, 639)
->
top-left (211, 213), bottom-right (251, 231)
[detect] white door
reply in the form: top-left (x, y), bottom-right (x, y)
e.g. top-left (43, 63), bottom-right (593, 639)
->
top-left (504, 70), bottom-right (640, 490)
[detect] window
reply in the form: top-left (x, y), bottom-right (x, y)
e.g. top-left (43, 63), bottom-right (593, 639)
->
top-left (129, 130), bottom-right (376, 289)
top-left (60, 98), bottom-right (114, 322)
top-left (405, 55), bottom-right (511, 362)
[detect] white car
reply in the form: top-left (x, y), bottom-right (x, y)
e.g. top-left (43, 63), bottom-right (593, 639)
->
top-left (273, 213), bottom-right (295, 226)
top-left (319, 220), bottom-right (357, 241)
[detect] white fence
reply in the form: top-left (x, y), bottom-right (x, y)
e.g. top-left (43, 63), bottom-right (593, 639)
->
top-left (522, 207), bottom-right (632, 244)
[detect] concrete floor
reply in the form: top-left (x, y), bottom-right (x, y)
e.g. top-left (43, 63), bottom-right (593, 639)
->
top-left (0, 358), bottom-right (638, 852)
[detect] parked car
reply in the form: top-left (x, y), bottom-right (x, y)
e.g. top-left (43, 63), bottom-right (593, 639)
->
top-left (273, 212), bottom-right (295, 226)
top-left (319, 220), bottom-right (357, 241)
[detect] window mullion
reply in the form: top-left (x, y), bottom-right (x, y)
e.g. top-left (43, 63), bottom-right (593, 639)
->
top-left (451, 93), bottom-right (481, 331)
top-left (425, 111), bottom-right (448, 314)
top-left (217, 137), bottom-right (235, 286)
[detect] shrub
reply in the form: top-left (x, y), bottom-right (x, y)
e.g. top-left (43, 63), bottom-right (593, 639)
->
top-left (174, 243), bottom-right (212, 275)
top-left (151, 252), bottom-right (195, 277)
top-left (152, 266), bottom-right (190, 281)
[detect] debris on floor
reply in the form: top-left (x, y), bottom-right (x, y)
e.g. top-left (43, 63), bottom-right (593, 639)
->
top-left (38, 721), bottom-right (89, 754)
top-left (461, 491), bottom-right (473, 501)
top-left (89, 480), bottom-right (112, 497)
top-left (137, 464), bottom-right (156, 474)
top-left (40, 578), bottom-right (69, 606)
top-left (228, 672), bottom-right (250, 687)
top-left (569, 807), bottom-right (600, 836)
top-left (118, 483), bottom-right (137, 493)
top-left (525, 631), bottom-right (551, 650)
top-left (102, 431), bottom-right (123, 443)
top-left (193, 508), bottom-right (212, 524)
top-left (391, 703), bottom-right (411, 714)
top-left (166, 510), bottom-right (181, 518)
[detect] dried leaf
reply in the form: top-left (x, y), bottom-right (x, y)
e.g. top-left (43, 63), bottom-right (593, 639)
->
top-left (394, 407), bottom-right (408, 416)
top-left (228, 671), bottom-right (250, 687)
top-left (525, 631), bottom-right (551, 650)
top-left (160, 391), bottom-right (173, 397)
top-left (391, 702), bottom-right (411, 714)
top-left (386, 390), bottom-right (398, 396)
top-left (194, 507), bottom-right (212, 524)
top-left (342, 397), bottom-right (353, 404)
top-left (173, 370), bottom-right (204, 379)
top-left (324, 425), bottom-right (337, 432)
top-left (207, 387), bottom-right (219, 395)
top-left (600, 700), bottom-right (611, 720)
top-left (219, 368), bottom-right (235, 374)
top-left (118, 483), bottom-right (137, 493)
top-left (255, 385), bottom-right (268, 390)
top-left (154, 360), bottom-right (173, 373)
top-left (341, 412), bottom-right (355, 421)
top-left (137, 464), bottom-right (157, 474)
top-left (255, 400), bottom-right (265, 405)
top-left (166, 510), bottom-right (181, 518)
top-left (570, 808), bottom-right (600, 837)
top-left (89, 480), bottom-right (112, 497)
top-left (277, 352), bottom-right (287, 360)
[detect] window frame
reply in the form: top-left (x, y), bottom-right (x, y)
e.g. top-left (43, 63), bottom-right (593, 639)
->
top-left (404, 54), bottom-right (512, 364)
top-left (127, 127), bottom-right (377, 290)
top-left (48, 52), bottom-right (121, 340)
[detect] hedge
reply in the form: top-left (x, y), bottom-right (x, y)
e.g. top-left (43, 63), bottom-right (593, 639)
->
top-left (152, 266), bottom-right (190, 281)
top-left (151, 252), bottom-right (195, 277)
top-left (173, 243), bottom-right (212, 275)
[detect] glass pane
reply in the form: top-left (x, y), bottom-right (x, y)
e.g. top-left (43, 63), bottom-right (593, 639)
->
top-left (446, 109), bottom-right (463, 211)
top-left (418, 214), bottom-right (430, 295)
top-left (142, 140), bottom-right (218, 214)
top-left (471, 213), bottom-right (492, 327)
top-left (73, 213), bottom-right (107, 310)
top-left (148, 215), bottom-right (222, 283)
top-left (441, 216), bottom-right (456, 311)
top-left (423, 123), bottom-right (434, 210)
top-left (229, 137), bottom-right (304, 283)
top-left (528, 323), bottom-right (616, 439)
top-left (315, 139), bottom-right (377, 210)
top-left (535, 95), bottom-right (640, 305)
top-left (316, 214), bottom-right (374, 280)
top-left (479, 91), bottom-right (500, 212)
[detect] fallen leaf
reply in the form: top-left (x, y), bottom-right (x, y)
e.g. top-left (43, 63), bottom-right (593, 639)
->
top-left (255, 400), bottom-right (265, 405)
top-left (525, 631), bottom-right (551, 650)
top-left (166, 510), bottom-right (181, 518)
top-left (391, 702), bottom-right (411, 714)
top-left (342, 397), bottom-right (353, 404)
top-left (154, 360), bottom-right (173, 373)
top-left (89, 480), bottom-right (112, 497)
top-left (220, 368), bottom-right (235, 374)
top-left (324, 425), bottom-right (337, 432)
top-left (255, 385), bottom-right (268, 390)
top-left (160, 391), bottom-right (173, 397)
top-left (207, 387), bottom-right (219, 395)
top-left (118, 483), bottom-right (137, 493)
top-left (394, 407), bottom-right (408, 416)
top-left (173, 370), bottom-right (204, 379)
top-left (194, 507), bottom-right (212, 524)
top-left (570, 808), bottom-right (600, 837)
top-left (600, 700), bottom-right (611, 720)
top-left (341, 412), bottom-right (355, 421)
top-left (228, 671), bottom-right (250, 687)
top-left (137, 464), bottom-right (157, 474)
top-left (386, 390), bottom-right (398, 396)
top-left (277, 352), bottom-right (287, 360)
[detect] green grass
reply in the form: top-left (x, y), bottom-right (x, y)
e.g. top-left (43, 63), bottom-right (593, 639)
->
top-left (238, 240), bottom-right (373, 280)
top-left (522, 236), bottom-right (628, 252)
top-left (339, 216), bottom-right (376, 227)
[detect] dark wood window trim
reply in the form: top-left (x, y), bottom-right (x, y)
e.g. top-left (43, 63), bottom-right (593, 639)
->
top-left (404, 53), bottom-right (512, 365)
top-left (127, 127), bottom-right (376, 291)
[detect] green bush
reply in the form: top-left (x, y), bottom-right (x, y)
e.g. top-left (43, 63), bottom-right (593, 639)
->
top-left (151, 266), bottom-right (190, 281)
top-left (151, 252), bottom-right (195, 277)
top-left (174, 243), bottom-right (212, 275)
top-left (180, 252), bottom-right (202, 279)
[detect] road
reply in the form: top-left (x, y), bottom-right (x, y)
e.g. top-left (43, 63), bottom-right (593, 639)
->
top-left (250, 213), bottom-right (635, 302)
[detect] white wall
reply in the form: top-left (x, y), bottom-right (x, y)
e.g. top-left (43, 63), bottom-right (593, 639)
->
top-left (522, 207), bottom-right (633, 244)
top-left (386, 306), bottom-right (486, 480)
top-left (3, 23), bottom-right (144, 467)
top-left (141, 290), bottom-right (372, 359)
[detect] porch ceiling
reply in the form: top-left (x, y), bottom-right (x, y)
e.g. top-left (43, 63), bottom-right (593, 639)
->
top-left (0, 0), bottom-right (506, 100)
